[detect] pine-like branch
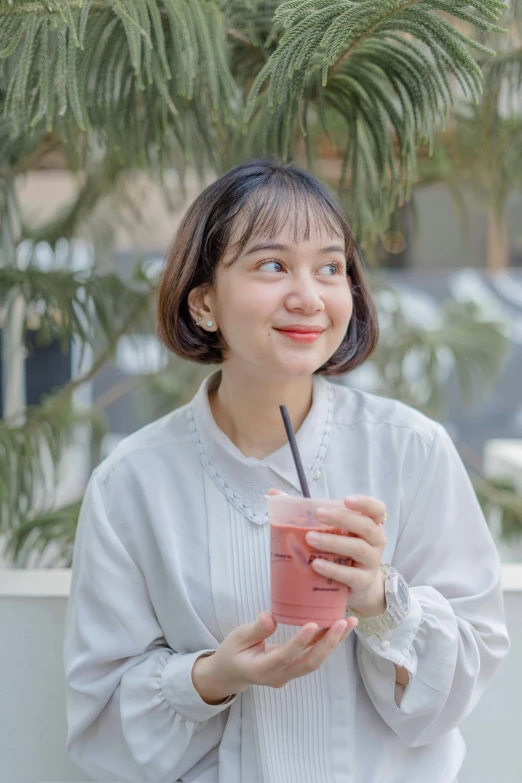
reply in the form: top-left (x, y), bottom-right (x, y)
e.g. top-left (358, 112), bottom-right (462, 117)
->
top-left (0, 1), bottom-right (239, 170)
top-left (245, 0), bottom-right (508, 242)
top-left (3, 0), bottom-right (516, 244)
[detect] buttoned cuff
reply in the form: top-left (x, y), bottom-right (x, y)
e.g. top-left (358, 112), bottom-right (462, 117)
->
top-left (161, 649), bottom-right (237, 723)
top-left (355, 591), bottom-right (423, 673)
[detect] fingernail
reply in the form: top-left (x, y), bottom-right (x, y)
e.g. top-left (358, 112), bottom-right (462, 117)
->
top-left (311, 559), bottom-right (327, 571)
top-left (306, 531), bottom-right (320, 545)
top-left (316, 508), bottom-right (330, 520)
top-left (344, 495), bottom-right (360, 506)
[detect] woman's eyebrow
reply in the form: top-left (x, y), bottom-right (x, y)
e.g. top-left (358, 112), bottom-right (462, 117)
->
top-left (319, 244), bottom-right (345, 254)
top-left (243, 242), bottom-right (289, 256)
top-left (243, 242), bottom-right (345, 256)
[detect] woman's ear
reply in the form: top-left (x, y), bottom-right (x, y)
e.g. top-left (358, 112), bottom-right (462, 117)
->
top-left (188, 285), bottom-right (213, 323)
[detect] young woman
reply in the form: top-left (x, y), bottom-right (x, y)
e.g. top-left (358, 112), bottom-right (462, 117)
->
top-left (64, 159), bottom-right (509, 783)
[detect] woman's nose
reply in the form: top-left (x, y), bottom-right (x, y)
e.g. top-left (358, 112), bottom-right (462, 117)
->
top-left (286, 277), bottom-right (325, 312)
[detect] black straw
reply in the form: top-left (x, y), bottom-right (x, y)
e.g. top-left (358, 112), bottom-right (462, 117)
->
top-left (279, 404), bottom-right (311, 498)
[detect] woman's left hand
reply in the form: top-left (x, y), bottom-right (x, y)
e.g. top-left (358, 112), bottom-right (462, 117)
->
top-left (268, 490), bottom-right (388, 618)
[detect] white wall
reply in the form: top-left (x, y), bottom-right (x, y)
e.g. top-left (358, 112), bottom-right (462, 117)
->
top-left (0, 572), bottom-right (85, 783)
top-left (1, 568), bottom-right (521, 783)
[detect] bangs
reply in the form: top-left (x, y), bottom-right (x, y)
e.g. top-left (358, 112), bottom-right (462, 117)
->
top-left (222, 175), bottom-right (351, 267)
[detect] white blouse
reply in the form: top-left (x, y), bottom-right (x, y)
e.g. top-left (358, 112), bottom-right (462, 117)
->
top-left (63, 369), bottom-right (510, 783)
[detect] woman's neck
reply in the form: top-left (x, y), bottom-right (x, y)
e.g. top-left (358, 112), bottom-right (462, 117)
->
top-left (208, 367), bottom-right (314, 460)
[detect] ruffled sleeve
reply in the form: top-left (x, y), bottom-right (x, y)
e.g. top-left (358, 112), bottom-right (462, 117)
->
top-left (63, 473), bottom-right (236, 782)
top-left (355, 424), bottom-right (510, 747)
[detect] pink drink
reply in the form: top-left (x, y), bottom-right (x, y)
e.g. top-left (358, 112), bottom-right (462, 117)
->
top-left (268, 495), bottom-right (352, 627)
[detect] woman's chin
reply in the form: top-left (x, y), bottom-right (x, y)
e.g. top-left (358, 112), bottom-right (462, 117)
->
top-left (268, 354), bottom-right (329, 378)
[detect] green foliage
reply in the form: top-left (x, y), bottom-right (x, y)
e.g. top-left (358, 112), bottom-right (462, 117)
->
top-left (0, 0), bottom-right (238, 172)
top-left (0, 254), bottom-right (156, 556)
top-left (364, 283), bottom-right (522, 537)
top-left (0, 391), bottom-right (106, 540)
top-left (0, 0), bottom-right (514, 243)
top-left (1, 0), bottom-right (521, 566)
top-left (3, 500), bottom-right (82, 567)
top-left (415, 35), bottom-right (522, 223)
top-left (0, 262), bottom-right (155, 353)
top-left (411, 0), bottom-right (522, 245)
top-left (474, 477), bottom-right (522, 539)
top-left (245, 0), bottom-right (508, 241)
top-left (370, 286), bottom-right (510, 417)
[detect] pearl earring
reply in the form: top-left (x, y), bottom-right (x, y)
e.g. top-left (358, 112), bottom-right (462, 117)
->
top-left (194, 317), bottom-right (214, 329)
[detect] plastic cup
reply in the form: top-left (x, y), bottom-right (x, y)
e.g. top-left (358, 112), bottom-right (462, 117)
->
top-left (268, 494), bottom-right (353, 627)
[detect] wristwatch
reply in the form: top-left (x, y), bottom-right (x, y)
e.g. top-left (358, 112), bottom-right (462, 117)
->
top-left (346, 564), bottom-right (410, 641)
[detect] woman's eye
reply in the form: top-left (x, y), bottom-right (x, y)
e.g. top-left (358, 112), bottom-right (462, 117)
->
top-left (319, 262), bottom-right (342, 275)
top-left (259, 260), bottom-right (283, 272)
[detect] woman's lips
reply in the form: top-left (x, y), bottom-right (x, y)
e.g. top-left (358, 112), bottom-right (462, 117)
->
top-left (274, 329), bottom-right (323, 343)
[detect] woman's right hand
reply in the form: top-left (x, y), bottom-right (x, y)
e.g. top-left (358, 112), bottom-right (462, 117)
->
top-left (192, 612), bottom-right (358, 704)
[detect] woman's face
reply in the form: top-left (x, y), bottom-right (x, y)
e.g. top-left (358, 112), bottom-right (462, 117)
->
top-left (204, 212), bottom-right (354, 379)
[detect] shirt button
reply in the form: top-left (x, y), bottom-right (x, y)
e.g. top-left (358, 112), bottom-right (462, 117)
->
top-left (314, 469), bottom-right (321, 481)
top-left (380, 640), bottom-right (390, 652)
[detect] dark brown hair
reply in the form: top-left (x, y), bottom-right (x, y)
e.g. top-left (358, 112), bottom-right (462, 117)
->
top-left (156, 158), bottom-right (378, 376)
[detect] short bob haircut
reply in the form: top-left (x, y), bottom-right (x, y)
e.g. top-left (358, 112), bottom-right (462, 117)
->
top-left (156, 158), bottom-right (378, 376)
